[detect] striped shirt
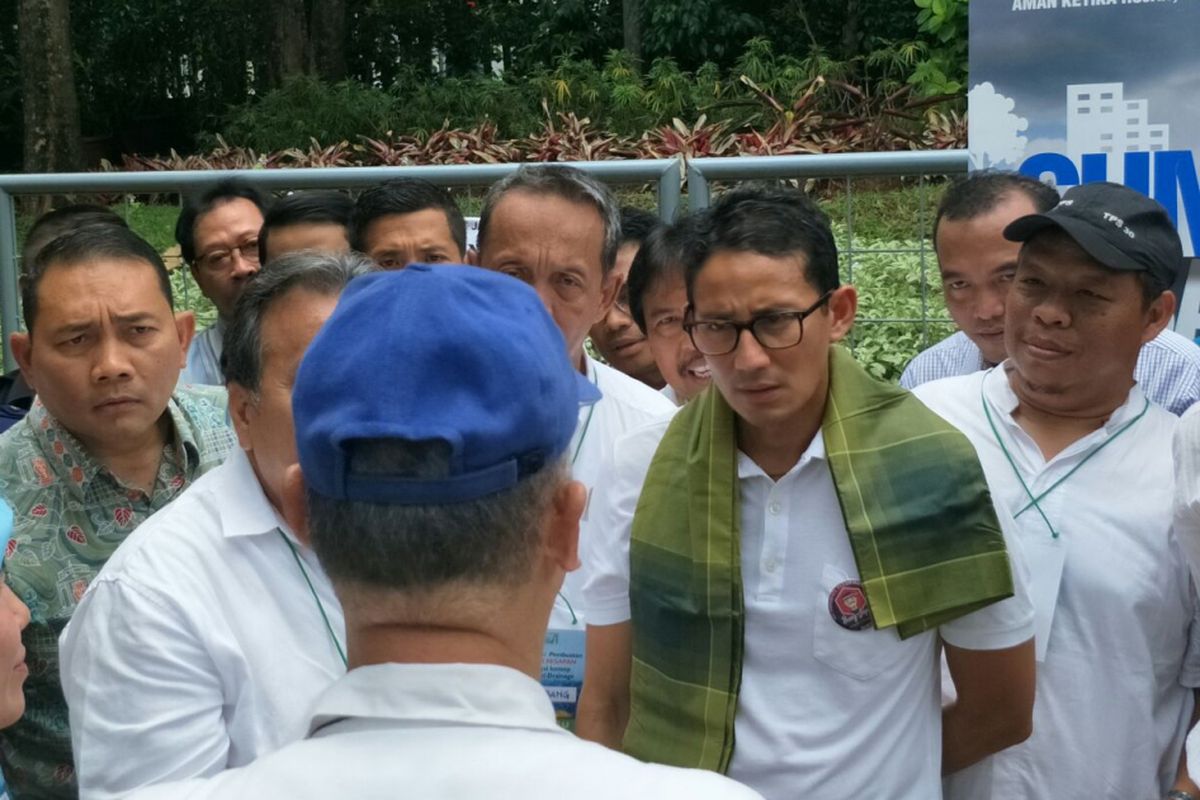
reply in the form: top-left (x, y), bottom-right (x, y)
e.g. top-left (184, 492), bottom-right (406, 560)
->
top-left (900, 329), bottom-right (1200, 416)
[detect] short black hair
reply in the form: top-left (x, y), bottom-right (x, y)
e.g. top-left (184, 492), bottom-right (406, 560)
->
top-left (175, 179), bottom-right (269, 265)
top-left (686, 184), bottom-right (840, 300)
top-left (24, 226), bottom-right (174, 335)
top-left (22, 205), bottom-right (128, 270)
top-left (619, 207), bottom-right (660, 247)
top-left (627, 212), bottom-right (708, 334)
top-left (934, 171), bottom-right (1059, 244)
top-left (258, 190), bottom-right (354, 263)
top-left (223, 250), bottom-right (374, 390)
top-left (350, 179), bottom-right (467, 256)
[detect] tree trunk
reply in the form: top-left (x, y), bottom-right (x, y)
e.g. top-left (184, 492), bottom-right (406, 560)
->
top-left (311, 0), bottom-right (347, 82)
top-left (623, 0), bottom-right (642, 67)
top-left (17, 0), bottom-right (82, 173)
top-left (267, 0), bottom-right (309, 87)
top-left (841, 0), bottom-right (862, 61)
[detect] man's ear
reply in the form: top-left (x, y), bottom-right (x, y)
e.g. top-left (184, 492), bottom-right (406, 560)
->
top-left (174, 310), bottom-right (196, 367)
top-left (226, 382), bottom-right (256, 452)
top-left (595, 269), bottom-right (619, 326)
top-left (827, 285), bottom-right (859, 343)
top-left (280, 463), bottom-right (312, 548)
top-left (543, 478), bottom-right (585, 573)
top-left (1143, 289), bottom-right (1177, 345)
top-left (9, 332), bottom-right (35, 393)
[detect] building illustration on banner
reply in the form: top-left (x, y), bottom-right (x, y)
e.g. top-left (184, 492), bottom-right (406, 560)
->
top-left (1066, 83), bottom-right (1169, 173)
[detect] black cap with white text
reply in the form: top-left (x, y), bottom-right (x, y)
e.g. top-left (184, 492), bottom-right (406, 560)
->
top-left (1003, 181), bottom-right (1184, 289)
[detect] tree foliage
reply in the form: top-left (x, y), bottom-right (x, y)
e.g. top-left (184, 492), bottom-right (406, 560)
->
top-left (0, 0), bottom-right (966, 170)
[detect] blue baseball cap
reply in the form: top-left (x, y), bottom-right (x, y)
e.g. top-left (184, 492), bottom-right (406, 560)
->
top-left (293, 264), bottom-right (601, 505)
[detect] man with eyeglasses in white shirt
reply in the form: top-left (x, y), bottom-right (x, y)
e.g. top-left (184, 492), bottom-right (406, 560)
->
top-left (175, 180), bottom-right (269, 386)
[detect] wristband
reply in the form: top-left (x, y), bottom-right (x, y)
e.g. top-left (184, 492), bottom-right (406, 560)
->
top-left (1167, 790), bottom-right (1198, 800)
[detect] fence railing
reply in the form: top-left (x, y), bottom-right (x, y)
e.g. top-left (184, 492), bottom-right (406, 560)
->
top-left (0, 159), bottom-right (685, 371)
top-left (0, 150), bottom-right (971, 373)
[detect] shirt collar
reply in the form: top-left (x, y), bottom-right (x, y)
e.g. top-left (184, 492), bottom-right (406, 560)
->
top-left (737, 428), bottom-right (828, 480)
top-left (213, 448), bottom-right (292, 539)
top-left (984, 361), bottom-right (1149, 437)
top-left (26, 393), bottom-right (199, 501)
top-left (306, 663), bottom-right (562, 738)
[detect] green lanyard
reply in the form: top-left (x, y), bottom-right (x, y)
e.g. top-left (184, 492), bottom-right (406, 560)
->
top-left (571, 368), bottom-right (599, 466)
top-left (554, 366), bottom-right (599, 626)
top-left (277, 529), bottom-right (348, 668)
top-left (982, 382), bottom-right (1149, 539)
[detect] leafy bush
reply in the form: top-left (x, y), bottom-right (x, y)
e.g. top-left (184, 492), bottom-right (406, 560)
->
top-left (215, 78), bottom-right (400, 154)
top-left (206, 36), bottom-right (960, 155)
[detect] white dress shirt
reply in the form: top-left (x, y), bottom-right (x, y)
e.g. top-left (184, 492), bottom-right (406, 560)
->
top-left (59, 449), bottom-right (346, 799)
top-left (1173, 404), bottom-right (1200, 784)
top-left (123, 662), bottom-right (764, 800)
top-left (181, 322), bottom-right (225, 386)
top-left (900, 328), bottom-right (1200, 416)
top-left (582, 417), bottom-right (1034, 800)
top-left (917, 366), bottom-right (1200, 800)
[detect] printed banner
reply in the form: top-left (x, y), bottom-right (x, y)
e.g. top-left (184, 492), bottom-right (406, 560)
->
top-left (968, 0), bottom-right (1200, 263)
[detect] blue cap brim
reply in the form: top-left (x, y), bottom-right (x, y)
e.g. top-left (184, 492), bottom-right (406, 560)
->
top-left (0, 501), bottom-right (12, 570)
top-left (576, 371), bottom-right (602, 406)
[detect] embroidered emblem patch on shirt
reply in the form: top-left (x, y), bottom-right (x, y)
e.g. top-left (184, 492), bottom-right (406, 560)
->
top-left (829, 580), bottom-right (874, 631)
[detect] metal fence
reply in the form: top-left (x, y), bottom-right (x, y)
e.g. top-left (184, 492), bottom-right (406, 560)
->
top-left (0, 150), bottom-right (970, 374)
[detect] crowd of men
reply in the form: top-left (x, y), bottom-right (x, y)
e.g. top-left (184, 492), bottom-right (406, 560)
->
top-left (0, 164), bottom-right (1198, 800)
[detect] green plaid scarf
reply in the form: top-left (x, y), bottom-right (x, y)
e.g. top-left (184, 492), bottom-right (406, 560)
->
top-left (622, 346), bottom-right (1015, 772)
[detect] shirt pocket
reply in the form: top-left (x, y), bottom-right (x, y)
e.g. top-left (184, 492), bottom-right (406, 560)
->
top-left (811, 563), bottom-right (921, 681)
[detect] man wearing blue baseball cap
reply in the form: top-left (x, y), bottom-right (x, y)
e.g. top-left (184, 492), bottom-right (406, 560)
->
top-left (915, 181), bottom-right (1200, 800)
top-left (124, 265), bottom-right (760, 800)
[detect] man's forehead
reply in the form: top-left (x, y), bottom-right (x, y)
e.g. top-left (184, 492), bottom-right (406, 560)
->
top-left (195, 198), bottom-right (263, 242)
top-left (644, 272), bottom-right (687, 308)
top-left (35, 258), bottom-right (171, 322)
top-left (1019, 234), bottom-right (1129, 282)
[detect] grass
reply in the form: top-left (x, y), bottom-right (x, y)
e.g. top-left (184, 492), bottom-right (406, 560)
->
top-left (7, 179), bottom-right (954, 383)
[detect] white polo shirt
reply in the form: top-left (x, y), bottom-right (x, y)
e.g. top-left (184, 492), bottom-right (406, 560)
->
top-left (123, 663), bottom-right (764, 800)
top-left (916, 366), bottom-right (1200, 800)
top-left (582, 416), bottom-right (1034, 800)
top-left (59, 449), bottom-right (347, 799)
top-left (552, 357), bottom-right (674, 628)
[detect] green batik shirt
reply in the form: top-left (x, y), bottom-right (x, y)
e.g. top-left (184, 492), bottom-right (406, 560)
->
top-left (0, 385), bottom-right (235, 799)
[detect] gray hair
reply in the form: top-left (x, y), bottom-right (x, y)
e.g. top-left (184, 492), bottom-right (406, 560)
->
top-left (222, 250), bottom-right (375, 390)
top-left (307, 438), bottom-right (568, 592)
top-left (477, 165), bottom-right (622, 274)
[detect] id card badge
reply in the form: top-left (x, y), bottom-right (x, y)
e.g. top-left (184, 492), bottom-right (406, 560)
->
top-left (541, 627), bottom-right (586, 732)
top-left (1024, 534), bottom-right (1067, 663)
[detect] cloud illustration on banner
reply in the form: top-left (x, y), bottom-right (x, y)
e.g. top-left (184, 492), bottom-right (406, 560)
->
top-left (968, 82), bottom-right (1029, 170)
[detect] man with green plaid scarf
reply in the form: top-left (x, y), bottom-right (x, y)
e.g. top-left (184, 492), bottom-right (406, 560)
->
top-left (576, 185), bottom-right (1036, 800)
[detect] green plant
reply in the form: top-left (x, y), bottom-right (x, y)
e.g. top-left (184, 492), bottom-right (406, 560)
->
top-left (909, 0), bottom-right (968, 97)
top-left (216, 78), bottom-right (398, 153)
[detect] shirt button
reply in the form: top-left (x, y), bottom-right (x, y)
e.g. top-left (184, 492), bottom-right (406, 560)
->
top-left (768, 502), bottom-right (782, 515)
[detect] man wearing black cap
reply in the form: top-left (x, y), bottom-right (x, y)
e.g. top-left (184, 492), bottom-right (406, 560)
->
top-left (121, 265), bottom-right (761, 800)
top-left (915, 182), bottom-right (1200, 800)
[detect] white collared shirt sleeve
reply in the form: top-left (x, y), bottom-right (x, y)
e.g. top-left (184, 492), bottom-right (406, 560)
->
top-left (1173, 406), bottom-right (1200, 581)
top-left (938, 498), bottom-right (1036, 651)
top-left (61, 577), bottom-right (229, 799)
top-left (579, 419), bottom-right (668, 627)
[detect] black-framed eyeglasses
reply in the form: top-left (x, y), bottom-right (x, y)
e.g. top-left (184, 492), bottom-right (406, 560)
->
top-left (613, 281), bottom-right (632, 315)
top-left (195, 238), bottom-right (261, 273)
top-left (683, 290), bottom-right (833, 356)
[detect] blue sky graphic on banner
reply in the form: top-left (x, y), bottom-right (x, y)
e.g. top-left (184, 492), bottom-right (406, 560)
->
top-left (968, 0), bottom-right (1200, 258)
